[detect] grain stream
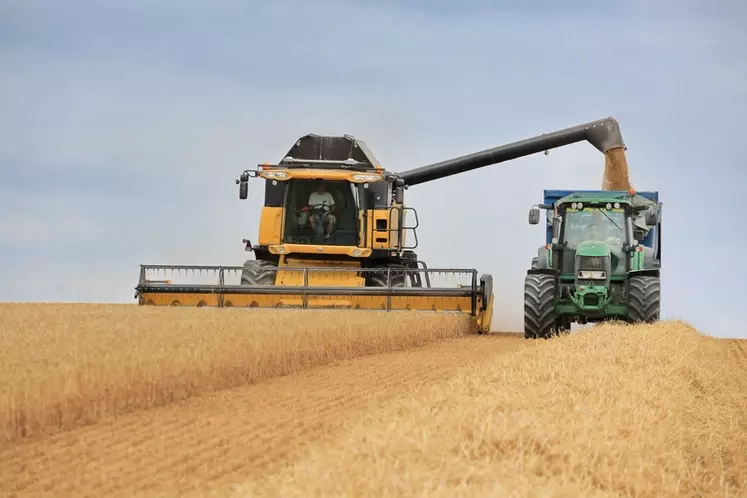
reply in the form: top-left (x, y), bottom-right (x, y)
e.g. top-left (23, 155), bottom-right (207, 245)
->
top-left (0, 303), bottom-right (472, 444)
top-left (602, 147), bottom-right (632, 191)
top-left (0, 333), bottom-right (525, 497)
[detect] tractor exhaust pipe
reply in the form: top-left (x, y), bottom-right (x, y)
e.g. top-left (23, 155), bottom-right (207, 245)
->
top-left (398, 117), bottom-right (626, 187)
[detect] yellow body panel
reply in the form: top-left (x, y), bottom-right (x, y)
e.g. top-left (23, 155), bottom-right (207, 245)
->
top-left (267, 244), bottom-right (372, 258)
top-left (370, 209), bottom-right (393, 249)
top-left (258, 207), bottom-right (283, 245)
top-left (275, 257), bottom-right (365, 287)
top-left (141, 292), bottom-right (475, 312)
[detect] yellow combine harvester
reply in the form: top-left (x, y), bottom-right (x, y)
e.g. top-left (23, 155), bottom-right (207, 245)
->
top-left (135, 117), bottom-right (626, 334)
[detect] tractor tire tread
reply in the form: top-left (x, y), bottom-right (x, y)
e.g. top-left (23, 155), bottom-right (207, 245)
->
top-left (524, 273), bottom-right (557, 339)
top-left (627, 275), bottom-right (660, 323)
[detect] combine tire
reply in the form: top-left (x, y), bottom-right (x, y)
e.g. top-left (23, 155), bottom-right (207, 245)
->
top-left (240, 259), bottom-right (277, 286)
top-left (524, 273), bottom-right (558, 339)
top-left (626, 275), bottom-right (660, 323)
top-left (367, 264), bottom-right (407, 287)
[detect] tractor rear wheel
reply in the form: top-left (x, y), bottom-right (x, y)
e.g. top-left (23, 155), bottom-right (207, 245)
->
top-left (524, 273), bottom-right (558, 339)
top-left (366, 263), bottom-right (407, 287)
top-left (240, 259), bottom-right (277, 286)
top-left (626, 275), bottom-right (660, 323)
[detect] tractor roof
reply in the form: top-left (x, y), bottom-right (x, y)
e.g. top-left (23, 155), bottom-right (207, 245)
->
top-left (556, 191), bottom-right (637, 205)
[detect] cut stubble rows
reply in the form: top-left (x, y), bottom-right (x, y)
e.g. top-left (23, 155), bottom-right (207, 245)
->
top-left (0, 303), bottom-right (473, 444)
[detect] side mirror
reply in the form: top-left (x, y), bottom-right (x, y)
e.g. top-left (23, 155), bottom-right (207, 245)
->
top-left (528, 206), bottom-right (540, 225)
top-left (645, 207), bottom-right (657, 225)
top-left (239, 181), bottom-right (248, 200)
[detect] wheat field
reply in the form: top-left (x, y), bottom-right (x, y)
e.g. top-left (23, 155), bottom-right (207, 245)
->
top-left (1, 304), bottom-right (746, 497)
top-left (0, 303), bottom-right (472, 444)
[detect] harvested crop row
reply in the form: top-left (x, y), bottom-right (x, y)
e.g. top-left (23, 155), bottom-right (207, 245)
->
top-left (242, 321), bottom-right (747, 498)
top-left (0, 303), bottom-right (472, 444)
top-left (728, 339), bottom-right (747, 361)
top-left (0, 334), bottom-right (525, 497)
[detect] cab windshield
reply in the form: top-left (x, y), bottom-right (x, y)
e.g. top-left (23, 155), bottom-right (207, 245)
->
top-left (282, 179), bottom-right (363, 246)
top-left (561, 206), bottom-right (626, 250)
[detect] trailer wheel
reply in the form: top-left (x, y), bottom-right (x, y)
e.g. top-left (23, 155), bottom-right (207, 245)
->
top-left (366, 264), bottom-right (407, 287)
top-left (524, 273), bottom-right (558, 339)
top-left (240, 260), bottom-right (277, 286)
top-left (626, 275), bottom-right (660, 323)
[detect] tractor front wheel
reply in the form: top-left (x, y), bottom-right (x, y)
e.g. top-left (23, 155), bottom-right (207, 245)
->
top-left (626, 275), bottom-right (660, 323)
top-left (524, 273), bottom-right (559, 339)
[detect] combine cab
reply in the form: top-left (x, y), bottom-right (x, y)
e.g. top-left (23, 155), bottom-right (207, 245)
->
top-left (136, 117), bottom-right (632, 335)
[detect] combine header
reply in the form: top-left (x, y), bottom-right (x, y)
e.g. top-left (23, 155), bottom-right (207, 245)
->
top-left (136, 117), bottom-right (628, 334)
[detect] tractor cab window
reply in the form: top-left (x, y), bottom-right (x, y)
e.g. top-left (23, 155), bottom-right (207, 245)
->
top-left (561, 207), bottom-right (626, 250)
top-left (283, 179), bottom-right (361, 246)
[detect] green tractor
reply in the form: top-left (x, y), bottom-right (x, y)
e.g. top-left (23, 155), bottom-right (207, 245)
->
top-left (524, 189), bottom-right (662, 339)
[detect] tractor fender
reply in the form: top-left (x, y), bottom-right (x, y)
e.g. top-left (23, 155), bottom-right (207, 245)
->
top-left (535, 246), bottom-right (550, 269)
top-left (627, 269), bottom-right (660, 279)
top-left (527, 268), bottom-right (558, 277)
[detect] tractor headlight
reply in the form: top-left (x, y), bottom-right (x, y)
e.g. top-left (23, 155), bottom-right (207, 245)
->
top-left (578, 270), bottom-right (606, 280)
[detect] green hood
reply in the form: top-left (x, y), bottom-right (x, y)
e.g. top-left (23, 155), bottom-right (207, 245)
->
top-left (575, 240), bottom-right (611, 257)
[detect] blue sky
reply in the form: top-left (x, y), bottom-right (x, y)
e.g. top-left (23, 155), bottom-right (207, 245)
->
top-left (1, 0), bottom-right (745, 338)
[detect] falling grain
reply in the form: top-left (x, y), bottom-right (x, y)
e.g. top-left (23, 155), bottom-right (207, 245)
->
top-left (602, 146), bottom-right (633, 191)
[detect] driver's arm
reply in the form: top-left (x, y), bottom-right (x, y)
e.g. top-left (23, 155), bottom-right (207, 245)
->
top-left (300, 195), bottom-right (311, 212)
top-left (327, 194), bottom-right (337, 213)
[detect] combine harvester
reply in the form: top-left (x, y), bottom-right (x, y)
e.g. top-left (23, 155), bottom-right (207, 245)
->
top-left (523, 143), bottom-right (663, 338)
top-left (135, 117), bottom-right (631, 334)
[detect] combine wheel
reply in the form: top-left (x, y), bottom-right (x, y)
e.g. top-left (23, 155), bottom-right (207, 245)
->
top-left (366, 263), bottom-right (407, 287)
top-left (240, 259), bottom-right (277, 286)
top-left (524, 273), bottom-right (558, 339)
top-left (626, 275), bottom-right (660, 323)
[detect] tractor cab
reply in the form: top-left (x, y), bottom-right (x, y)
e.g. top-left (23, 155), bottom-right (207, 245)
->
top-left (556, 202), bottom-right (629, 277)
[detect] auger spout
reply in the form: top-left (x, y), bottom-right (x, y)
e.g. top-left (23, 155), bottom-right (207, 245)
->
top-left (398, 117), bottom-right (626, 187)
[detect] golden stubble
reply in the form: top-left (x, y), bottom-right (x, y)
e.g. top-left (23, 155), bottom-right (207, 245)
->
top-left (242, 321), bottom-right (747, 498)
top-left (0, 303), bottom-right (472, 444)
